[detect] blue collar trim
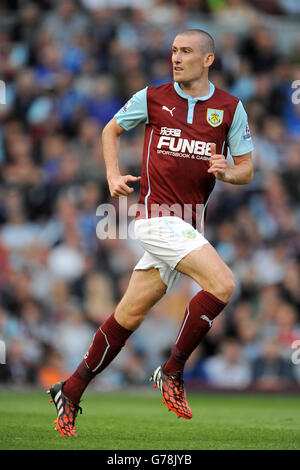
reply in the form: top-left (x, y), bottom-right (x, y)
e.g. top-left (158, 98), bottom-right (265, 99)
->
top-left (174, 81), bottom-right (215, 101)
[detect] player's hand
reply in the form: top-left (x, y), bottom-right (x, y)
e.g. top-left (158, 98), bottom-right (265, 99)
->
top-left (108, 174), bottom-right (141, 198)
top-left (207, 143), bottom-right (227, 181)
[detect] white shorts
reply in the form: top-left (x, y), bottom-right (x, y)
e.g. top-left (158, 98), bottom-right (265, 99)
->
top-left (133, 216), bottom-right (209, 291)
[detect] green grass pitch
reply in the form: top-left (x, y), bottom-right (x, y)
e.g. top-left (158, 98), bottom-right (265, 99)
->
top-left (0, 389), bottom-right (300, 450)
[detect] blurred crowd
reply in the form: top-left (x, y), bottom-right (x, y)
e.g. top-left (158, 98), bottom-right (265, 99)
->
top-left (0, 0), bottom-right (299, 392)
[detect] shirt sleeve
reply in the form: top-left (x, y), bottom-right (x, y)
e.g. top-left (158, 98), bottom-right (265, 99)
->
top-left (227, 100), bottom-right (254, 156)
top-left (114, 87), bottom-right (149, 131)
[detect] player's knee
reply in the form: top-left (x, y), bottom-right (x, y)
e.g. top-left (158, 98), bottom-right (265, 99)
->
top-left (115, 305), bottom-right (147, 331)
top-left (226, 274), bottom-right (235, 298)
top-left (125, 312), bottom-right (146, 330)
top-left (217, 271), bottom-right (235, 302)
top-left (205, 270), bottom-right (235, 303)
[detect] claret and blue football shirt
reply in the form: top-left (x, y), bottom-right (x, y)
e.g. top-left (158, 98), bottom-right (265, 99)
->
top-left (114, 81), bottom-right (253, 229)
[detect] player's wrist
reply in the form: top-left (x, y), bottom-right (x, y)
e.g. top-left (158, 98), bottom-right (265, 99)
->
top-left (107, 171), bottom-right (121, 182)
top-left (218, 169), bottom-right (228, 182)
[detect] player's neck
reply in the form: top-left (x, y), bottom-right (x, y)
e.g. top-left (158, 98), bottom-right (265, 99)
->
top-left (178, 76), bottom-right (210, 98)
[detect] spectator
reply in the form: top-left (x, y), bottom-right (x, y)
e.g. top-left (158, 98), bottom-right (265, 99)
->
top-left (252, 340), bottom-right (296, 391)
top-left (203, 338), bottom-right (252, 389)
top-left (38, 349), bottom-right (69, 391)
top-left (42, 0), bottom-right (89, 50)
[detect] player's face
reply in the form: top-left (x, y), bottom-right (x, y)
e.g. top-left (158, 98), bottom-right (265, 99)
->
top-left (172, 34), bottom-right (213, 83)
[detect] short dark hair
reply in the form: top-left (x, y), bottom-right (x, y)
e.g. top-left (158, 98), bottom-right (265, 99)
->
top-left (176, 29), bottom-right (215, 54)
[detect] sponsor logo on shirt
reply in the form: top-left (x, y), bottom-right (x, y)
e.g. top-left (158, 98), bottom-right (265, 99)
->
top-left (206, 108), bottom-right (224, 127)
top-left (157, 135), bottom-right (213, 159)
top-left (162, 105), bottom-right (176, 116)
top-left (121, 99), bottom-right (132, 113)
top-left (160, 127), bottom-right (181, 137)
top-left (243, 123), bottom-right (251, 141)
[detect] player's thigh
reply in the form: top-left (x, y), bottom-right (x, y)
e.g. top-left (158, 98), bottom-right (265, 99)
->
top-left (115, 268), bottom-right (167, 326)
top-left (176, 243), bottom-right (235, 302)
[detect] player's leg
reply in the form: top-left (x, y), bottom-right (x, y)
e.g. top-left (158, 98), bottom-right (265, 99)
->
top-left (176, 242), bottom-right (235, 302)
top-left (114, 267), bottom-right (168, 330)
top-left (149, 231), bottom-right (235, 419)
top-left (163, 243), bottom-right (235, 377)
top-left (63, 268), bottom-right (167, 402)
top-left (49, 267), bottom-right (167, 436)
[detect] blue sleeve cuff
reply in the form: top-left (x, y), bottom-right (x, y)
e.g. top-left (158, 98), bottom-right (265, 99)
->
top-left (114, 87), bottom-right (148, 131)
top-left (227, 101), bottom-right (254, 156)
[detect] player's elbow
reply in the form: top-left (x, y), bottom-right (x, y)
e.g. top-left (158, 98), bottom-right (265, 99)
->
top-left (246, 164), bottom-right (254, 183)
top-left (102, 118), bottom-right (125, 140)
top-left (240, 161), bottom-right (254, 184)
top-left (233, 153), bottom-right (254, 184)
top-left (248, 163), bottom-right (254, 182)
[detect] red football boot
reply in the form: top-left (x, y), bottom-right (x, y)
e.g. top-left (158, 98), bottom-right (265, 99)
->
top-left (47, 381), bottom-right (82, 437)
top-left (150, 365), bottom-right (192, 419)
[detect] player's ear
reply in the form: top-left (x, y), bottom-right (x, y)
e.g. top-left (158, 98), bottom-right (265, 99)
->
top-left (204, 53), bottom-right (215, 68)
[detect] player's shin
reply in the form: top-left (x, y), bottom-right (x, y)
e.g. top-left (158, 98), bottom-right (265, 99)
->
top-left (62, 313), bottom-right (133, 404)
top-left (163, 290), bottom-right (227, 375)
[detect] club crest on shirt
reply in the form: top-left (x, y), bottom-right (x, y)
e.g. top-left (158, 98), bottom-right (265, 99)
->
top-left (181, 229), bottom-right (196, 239)
top-left (206, 108), bottom-right (224, 127)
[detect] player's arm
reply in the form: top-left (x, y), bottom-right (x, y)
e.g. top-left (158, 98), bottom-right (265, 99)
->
top-left (227, 152), bottom-right (253, 184)
top-left (102, 87), bottom-right (148, 198)
top-left (208, 100), bottom-right (254, 185)
top-left (102, 118), bottom-right (141, 197)
top-left (208, 148), bottom-right (253, 184)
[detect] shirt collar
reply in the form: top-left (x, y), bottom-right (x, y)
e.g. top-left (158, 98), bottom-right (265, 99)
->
top-left (174, 80), bottom-right (215, 101)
